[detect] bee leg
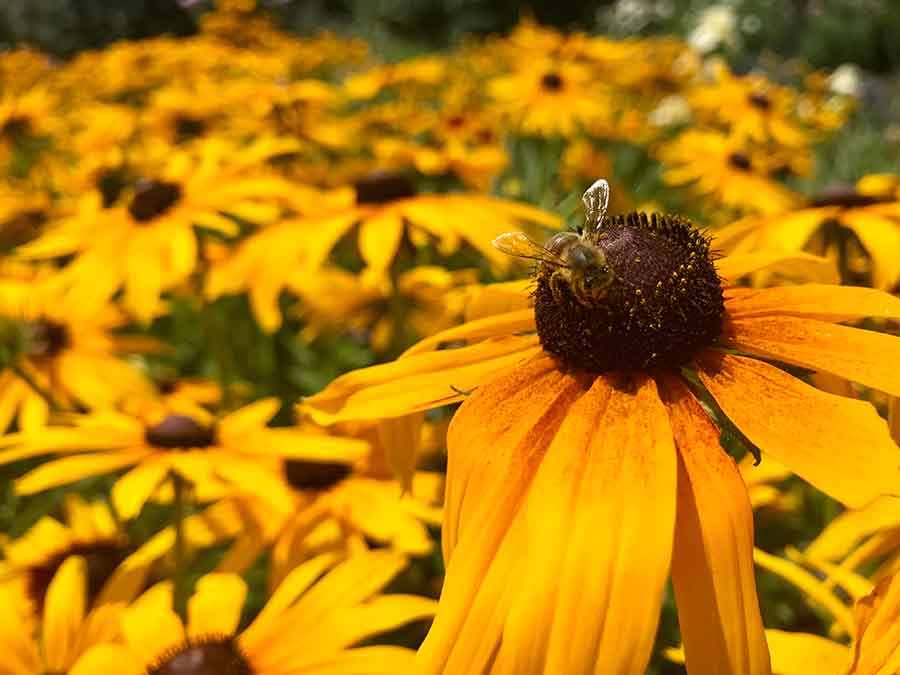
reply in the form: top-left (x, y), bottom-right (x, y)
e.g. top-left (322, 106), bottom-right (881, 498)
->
top-left (549, 271), bottom-right (566, 305)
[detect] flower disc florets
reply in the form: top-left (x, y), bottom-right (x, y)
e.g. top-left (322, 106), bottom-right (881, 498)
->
top-left (149, 636), bottom-right (252, 675)
top-left (534, 211), bottom-right (724, 373)
top-left (284, 459), bottom-right (353, 490)
top-left (27, 539), bottom-right (129, 612)
top-left (145, 415), bottom-right (217, 448)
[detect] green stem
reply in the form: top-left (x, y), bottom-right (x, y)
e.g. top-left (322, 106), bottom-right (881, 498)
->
top-left (171, 471), bottom-right (189, 621)
top-left (203, 298), bottom-right (235, 410)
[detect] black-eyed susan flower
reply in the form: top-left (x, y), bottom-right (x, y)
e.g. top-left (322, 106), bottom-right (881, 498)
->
top-left (0, 495), bottom-right (156, 616)
top-left (16, 138), bottom-right (300, 323)
top-left (0, 556), bottom-right (129, 675)
top-left (70, 551), bottom-right (436, 675)
top-left (0, 397), bottom-right (368, 521)
top-left (488, 57), bottom-right (611, 137)
top-left (206, 174), bottom-right (561, 330)
top-left (658, 129), bottom-right (801, 215)
top-left (0, 263), bottom-right (155, 430)
top-left (304, 180), bottom-right (900, 674)
top-left (715, 176), bottom-right (900, 289)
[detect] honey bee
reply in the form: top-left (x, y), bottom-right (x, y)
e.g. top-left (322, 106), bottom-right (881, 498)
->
top-left (493, 179), bottom-right (616, 306)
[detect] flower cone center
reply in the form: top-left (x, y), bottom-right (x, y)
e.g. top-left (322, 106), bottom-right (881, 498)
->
top-left (541, 72), bottom-right (564, 91)
top-left (129, 178), bottom-right (183, 222)
top-left (728, 152), bottom-right (752, 171)
top-left (747, 92), bottom-right (772, 110)
top-left (354, 171), bottom-right (417, 205)
top-left (145, 415), bottom-right (217, 449)
top-left (27, 539), bottom-right (129, 613)
top-left (2, 115), bottom-right (31, 140)
top-left (149, 637), bottom-right (253, 675)
top-left (534, 211), bottom-right (724, 373)
top-left (23, 319), bottom-right (70, 358)
top-left (284, 459), bottom-right (353, 490)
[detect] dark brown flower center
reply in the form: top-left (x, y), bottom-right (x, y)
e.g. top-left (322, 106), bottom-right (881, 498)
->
top-left (23, 319), bottom-right (70, 358)
top-left (129, 179), bottom-right (182, 222)
top-left (354, 171), bottom-right (417, 205)
top-left (533, 212), bottom-right (724, 373)
top-left (26, 540), bottom-right (129, 614)
top-left (149, 636), bottom-right (253, 675)
top-left (2, 115), bottom-right (32, 141)
top-left (284, 460), bottom-right (353, 490)
top-left (145, 415), bottom-right (217, 449)
top-left (728, 152), bottom-right (752, 171)
top-left (541, 72), bottom-right (564, 91)
top-left (747, 92), bottom-right (772, 110)
top-left (174, 116), bottom-right (207, 142)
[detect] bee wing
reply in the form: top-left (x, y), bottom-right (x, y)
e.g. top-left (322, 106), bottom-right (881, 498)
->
top-left (491, 232), bottom-right (569, 267)
top-left (582, 178), bottom-right (610, 234)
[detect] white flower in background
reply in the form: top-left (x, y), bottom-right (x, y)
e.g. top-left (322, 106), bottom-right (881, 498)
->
top-left (688, 5), bottom-right (738, 53)
top-left (827, 63), bottom-right (863, 98)
top-left (648, 94), bottom-right (692, 126)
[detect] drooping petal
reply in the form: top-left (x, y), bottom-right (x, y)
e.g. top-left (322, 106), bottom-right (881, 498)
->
top-left (15, 450), bottom-right (153, 495)
top-left (402, 309), bottom-right (535, 357)
top-left (43, 556), bottom-right (86, 672)
top-left (68, 645), bottom-right (143, 675)
top-left (218, 397), bottom-right (280, 439)
top-left (421, 374), bottom-right (678, 675)
top-left (841, 211), bottom-right (900, 290)
top-left (111, 457), bottom-right (172, 520)
top-left (717, 252), bottom-right (838, 284)
top-left (120, 583), bottom-right (183, 666)
top-left (764, 630), bottom-right (848, 675)
top-left (724, 284), bottom-right (900, 322)
top-left (464, 280), bottom-right (533, 322)
top-left (303, 335), bottom-right (542, 423)
top-left (358, 211), bottom-right (405, 282)
top-left (375, 412), bottom-right (425, 492)
top-left (724, 315), bottom-right (900, 397)
top-left (807, 497), bottom-right (900, 561)
top-left (660, 376), bottom-right (771, 675)
top-left (696, 352), bottom-right (900, 508)
top-left (186, 574), bottom-right (247, 639)
top-left (846, 570), bottom-right (900, 674)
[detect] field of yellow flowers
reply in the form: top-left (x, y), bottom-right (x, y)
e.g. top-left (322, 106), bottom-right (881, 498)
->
top-left (2, 1), bottom-right (900, 673)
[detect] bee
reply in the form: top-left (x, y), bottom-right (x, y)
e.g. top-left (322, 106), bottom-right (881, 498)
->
top-left (492, 179), bottom-right (616, 307)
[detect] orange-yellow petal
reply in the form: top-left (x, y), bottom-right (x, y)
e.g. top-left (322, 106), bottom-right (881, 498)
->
top-left (303, 335), bottom-right (542, 423)
top-left (696, 352), bottom-right (900, 508)
top-left (402, 309), bottom-right (535, 357)
top-left (725, 284), bottom-right (900, 322)
top-left (717, 252), bottom-right (838, 284)
top-left (43, 555), bottom-right (86, 672)
top-left (660, 376), bottom-right (771, 675)
top-left (187, 574), bottom-right (247, 639)
top-left (764, 629), bottom-right (848, 675)
top-left (15, 450), bottom-right (153, 496)
top-left (847, 570), bottom-right (900, 674)
top-left (724, 315), bottom-right (900, 397)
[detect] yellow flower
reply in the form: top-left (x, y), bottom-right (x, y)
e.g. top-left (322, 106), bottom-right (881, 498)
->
top-left (304, 183), bottom-right (900, 673)
top-left (0, 495), bottom-right (157, 617)
top-left (0, 397), bottom-right (367, 521)
top-left (488, 57), bottom-right (611, 137)
top-left (0, 556), bottom-right (129, 675)
top-left (206, 174), bottom-right (561, 331)
top-left (658, 129), bottom-right (801, 215)
top-left (715, 176), bottom-right (900, 289)
top-left (0, 86), bottom-right (60, 165)
top-left (16, 138), bottom-right (300, 323)
top-left (689, 60), bottom-right (812, 148)
top-left (0, 263), bottom-right (155, 430)
top-left (69, 552), bottom-right (436, 675)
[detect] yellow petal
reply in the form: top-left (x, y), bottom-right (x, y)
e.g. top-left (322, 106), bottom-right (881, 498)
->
top-left (847, 570), bottom-right (900, 674)
top-left (303, 336), bottom-right (542, 423)
top-left (717, 252), bottom-right (837, 284)
top-left (43, 556), bottom-right (86, 672)
top-left (121, 583), bottom-right (183, 666)
top-left (725, 284), bottom-right (900, 322)
top-left (69, 645), bottom-right (143, 675)
top-left (402, 309), bottom-right (535, 357)
top-left (187, 574), bottom-right (247, 639)
top-left (375, 412), bottom-right (425, 492)
top-left (15, 450), bottom-right (152, 495)
top-left (278, 645), bottom-right (416, 675)
top-left (764, 629), bottom-right (849, 675)
top-left (358, 212), bottom-right (404, 282)
top-left (807, 497), bottom-right (900, 561)
top-left (696, 353), bottom-right (900, 508)
top-left (464, 280), bottom-right (533, 322)
top-left (841, 212), bottom-right (900, 290)
top-left (218, 397), bottom-right (280, 439)
top-left (111, 457), bottom-right (171, 520)
top-left (724, 315), bottom-right (900, 397)
top-left (660, 376), bottom-right (771, 675)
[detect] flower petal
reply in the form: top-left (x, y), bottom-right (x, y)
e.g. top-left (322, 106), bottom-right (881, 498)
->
top-left (303, 335), bottom-right (542, 423)
top-left (806, 497), bottom-right (900, 561)
top-left (660, 376), bottom-right (770, 675)
top-left (375, 412), bottom-right (425, 492)
top-left (464, 280), bottom-right (533, 321)
top-left (724, 315), bottom-right (900, 397)
top-left (121, 583), bottom-right (183, 666)
top-left (841, 211), bottom-right (900, 290)
top-left (764, 629), bottom-right (849, 675)
top-left (358, 211), bottom-right (404, 282)
top-left (218, 397), bottom-right (280, 439)
top-left (69, 645), bottom-right (143, 675)
top-left (43, 555), bottom-right (86, 672)
top-left (717, 252), bottom-right (838, 284)
top-left (402, 309), bottom-right (535, 357)
top-left (15, 450), bottom-right (152, 495)
top-left (696, 352), bottom-right (900, 508)
top-left (187, 574), bottom-right (247, 639)
top-left (111, 457), bottom-right (171, 521)
top-left (724, 284), bottom-right (900, 322)
top-left (847, 570), bottom-right (900, 674)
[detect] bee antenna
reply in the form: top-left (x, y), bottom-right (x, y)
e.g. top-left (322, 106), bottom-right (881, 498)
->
top-left (583, 178), bottom-right (610, 233)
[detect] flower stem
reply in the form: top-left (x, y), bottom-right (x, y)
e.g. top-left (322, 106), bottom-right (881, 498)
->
top-left (171, 471), bottom-right (189, 621)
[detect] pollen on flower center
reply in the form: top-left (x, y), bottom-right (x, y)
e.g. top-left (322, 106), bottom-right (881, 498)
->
top-left (540, 72), bottom-right (564, 91)
top-left (149, 636), bottom-right (253, 675)
top-left (27, 539), bottom-right (129, 613)
top-left (354, 171), bottom-right (417, 205)
top-left (129, 178), bottom-right (183, 222)
top-left (145, 414), bottom-right (217, 449)
top-left (23, 319), bottom-right (70, 358)
top-left (533, 211), bottom-right (724, 373)
top-left (284, 459), bottom-right (353, 490)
